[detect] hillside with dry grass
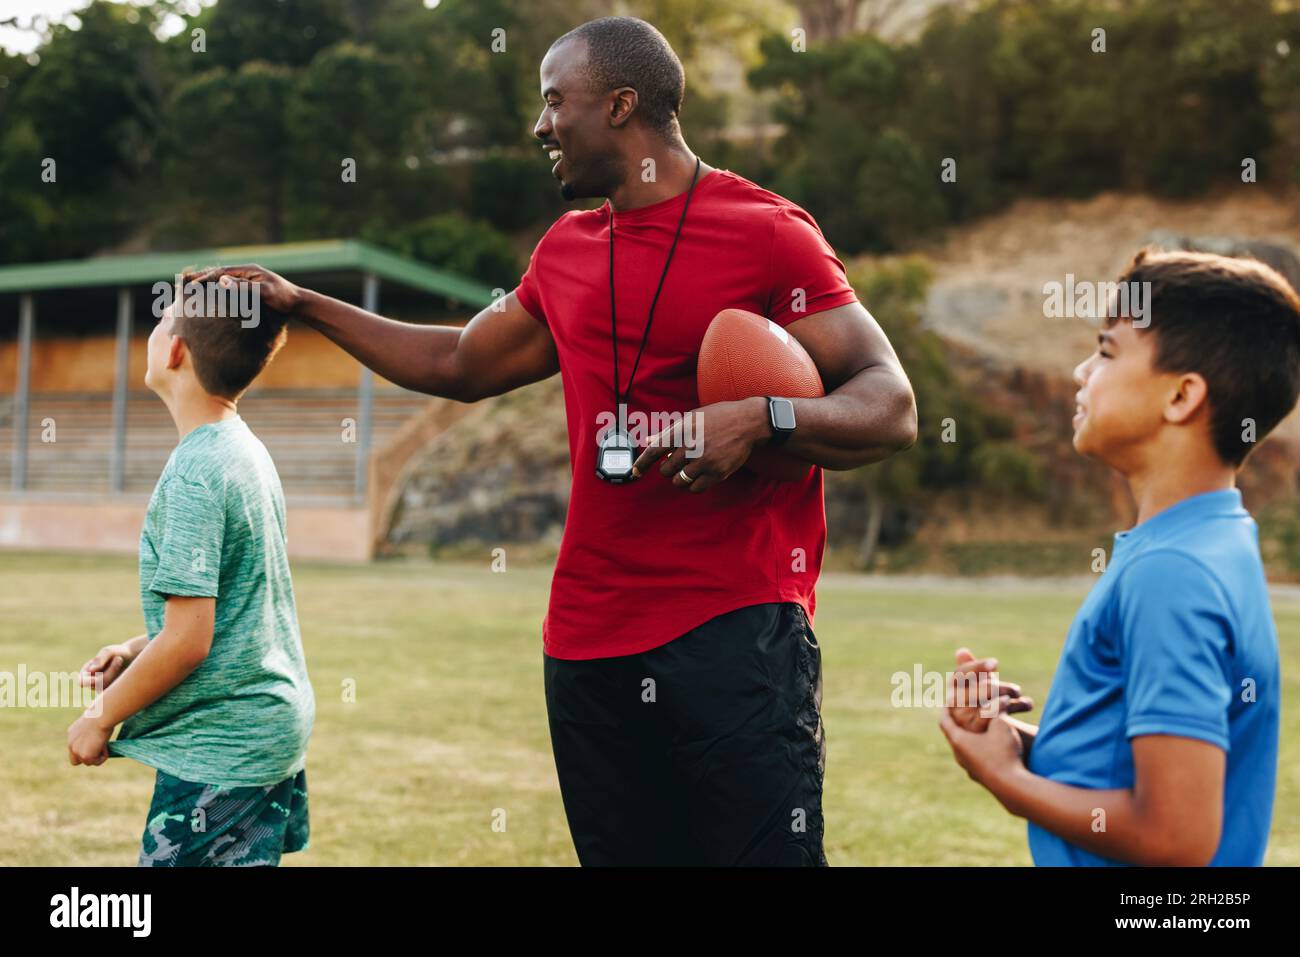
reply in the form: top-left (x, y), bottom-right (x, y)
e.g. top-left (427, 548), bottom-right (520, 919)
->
top-left (386, 188), bottom-right (1300, 578)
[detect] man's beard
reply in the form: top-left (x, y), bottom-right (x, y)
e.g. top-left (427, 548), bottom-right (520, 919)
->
top-left (558, 151), bottom-right (624, 202)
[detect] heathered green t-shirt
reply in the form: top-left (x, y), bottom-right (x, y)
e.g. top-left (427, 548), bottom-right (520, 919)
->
top-left (108, 415), bottom-right (315, 787)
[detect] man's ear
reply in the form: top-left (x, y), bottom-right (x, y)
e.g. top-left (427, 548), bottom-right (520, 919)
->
top-left (167, 334), bottom-right (187, 372)
top-left (609, 86), bottom-right (637, 127)
top-left (1166, 371), bottom-right (1209, 425)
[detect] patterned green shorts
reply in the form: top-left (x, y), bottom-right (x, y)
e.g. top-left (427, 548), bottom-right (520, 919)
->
top-left (138, 768), bottom-right (309, 867)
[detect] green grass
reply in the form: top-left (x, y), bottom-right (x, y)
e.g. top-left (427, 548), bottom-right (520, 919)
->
top-left (1, 552), bottom-right (1296, 866)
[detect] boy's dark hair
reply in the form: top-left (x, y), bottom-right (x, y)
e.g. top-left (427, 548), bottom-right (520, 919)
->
top-left (552, 17), bottom-right (685, 137)
top-left (1109, 249), bottom-right (1300, 466)
top-left (172, 269), bottom-right (289, 400)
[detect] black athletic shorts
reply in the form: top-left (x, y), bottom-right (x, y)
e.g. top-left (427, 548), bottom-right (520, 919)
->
top-left (543, 601), bottom-right (827, 866)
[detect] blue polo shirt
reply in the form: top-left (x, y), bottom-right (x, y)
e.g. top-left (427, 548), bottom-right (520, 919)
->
top-left (1027, 488), bottom-right (1280, 866)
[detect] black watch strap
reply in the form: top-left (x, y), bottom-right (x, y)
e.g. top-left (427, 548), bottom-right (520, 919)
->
top-left (766, 396), bottom-right (795, 447)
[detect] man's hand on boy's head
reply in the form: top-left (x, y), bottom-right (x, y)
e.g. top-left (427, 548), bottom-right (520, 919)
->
top-left (946, 647), bottom-right (1033, 733)
top-left (67, 713), bottom-right (112, 767)
top-left (191, 264), bottom-right (303, 316)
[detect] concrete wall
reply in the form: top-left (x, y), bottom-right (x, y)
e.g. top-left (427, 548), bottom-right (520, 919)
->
top-left (0, 497), bottom-right (373, 562)
top-left (0, 326), bottom-right (392, 393)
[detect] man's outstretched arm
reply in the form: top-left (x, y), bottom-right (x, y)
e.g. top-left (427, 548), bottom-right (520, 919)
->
top-left (197, 265), bottom-right (558, 402)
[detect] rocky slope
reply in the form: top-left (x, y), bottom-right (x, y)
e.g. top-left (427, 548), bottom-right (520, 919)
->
top-left (385, 189), bottom-right (1300, 574)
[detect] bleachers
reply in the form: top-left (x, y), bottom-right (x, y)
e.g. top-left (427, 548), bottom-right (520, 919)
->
top-left (0, 388), bottom-right (432, 501)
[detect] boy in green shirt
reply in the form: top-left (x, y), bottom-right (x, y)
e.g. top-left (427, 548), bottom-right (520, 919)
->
top-left (68, 272), bottom-right (316, 867)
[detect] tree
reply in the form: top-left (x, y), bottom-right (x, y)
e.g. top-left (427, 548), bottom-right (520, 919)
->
top-left (831, 256), bottom-right (1026, 567)
top-left (366, 213), bottom-right (519, 287)
top-left (0, 1), bottom-right (164, 259)
top-left (749, 33), bottom-right (946, 252)
top-left (193, 0), bottom-right (350, 71)
top-left (793, 0), bottom-right (966, 41)
top-left (163, 62), bottom-right (295, 243)
top-left (286, 42), bottom-right (415, 238)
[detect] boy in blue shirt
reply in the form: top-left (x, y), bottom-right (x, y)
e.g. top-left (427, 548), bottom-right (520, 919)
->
top-left (939, 250), bottom-right (1298, 865)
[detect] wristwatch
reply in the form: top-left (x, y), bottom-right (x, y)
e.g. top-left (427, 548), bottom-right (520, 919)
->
top-left (766, 397), bottom-right (796, 447)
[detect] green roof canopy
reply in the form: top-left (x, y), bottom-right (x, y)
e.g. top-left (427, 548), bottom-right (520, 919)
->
top-left (0, 239), bottom-right (495, 307)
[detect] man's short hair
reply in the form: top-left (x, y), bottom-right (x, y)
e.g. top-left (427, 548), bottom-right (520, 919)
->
top-left (1109, 249), bottom-right (1300, 466)
top-left (173, 269), bottom-right (289, 400)
top-left (552, 16), bottom-right (685, 137)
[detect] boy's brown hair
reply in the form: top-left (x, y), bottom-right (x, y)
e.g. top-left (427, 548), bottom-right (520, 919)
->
top-left (1109, 249), bottom-right (1300, 466)
top-left (172, 269), bottom-right (289, 399)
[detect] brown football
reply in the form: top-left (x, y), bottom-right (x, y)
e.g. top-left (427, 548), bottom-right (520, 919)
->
top-left (697, 308), bottom-right (824, 481)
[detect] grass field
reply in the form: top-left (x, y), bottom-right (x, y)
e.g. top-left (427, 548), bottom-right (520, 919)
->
top-left (2, 550), bottom-right (1297, 866)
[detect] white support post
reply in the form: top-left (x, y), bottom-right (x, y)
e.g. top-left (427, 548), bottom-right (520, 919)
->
top-left (11, 293), bottom-right (33, 490)
top-left (109, 288), bottom-right (132, 493)
top-left (354, 273), bottom-right (378, 502)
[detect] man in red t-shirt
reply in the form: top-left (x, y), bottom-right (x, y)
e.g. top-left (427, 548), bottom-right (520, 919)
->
top-left (200, 16), bottom-right (916, 866)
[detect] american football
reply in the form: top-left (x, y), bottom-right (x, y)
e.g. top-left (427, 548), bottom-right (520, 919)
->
top-left (697, 308), bottom-right (825, 481)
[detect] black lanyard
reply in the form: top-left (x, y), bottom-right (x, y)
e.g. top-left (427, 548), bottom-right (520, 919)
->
top-left (608, 156), bottom-right (701, 412)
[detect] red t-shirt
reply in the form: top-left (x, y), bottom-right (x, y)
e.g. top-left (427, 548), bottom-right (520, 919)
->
top-left (515, 168), bottom-right (859, 659)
